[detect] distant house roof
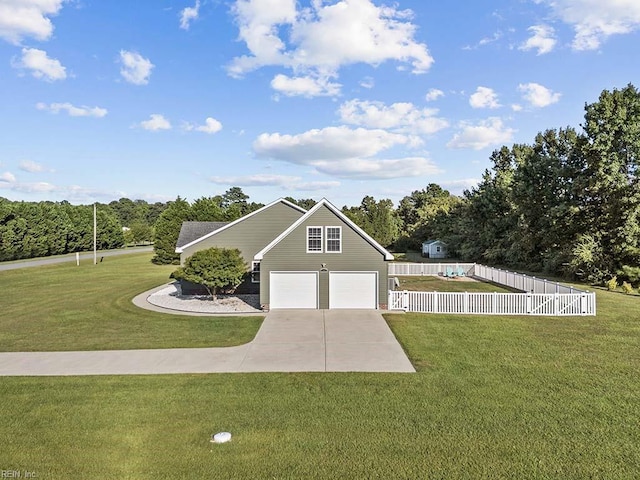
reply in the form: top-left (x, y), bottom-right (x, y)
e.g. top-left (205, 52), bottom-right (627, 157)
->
top-left (176, 221), bottom-right (228, 249)
top-left (422, 239), bottom-right (446, 246)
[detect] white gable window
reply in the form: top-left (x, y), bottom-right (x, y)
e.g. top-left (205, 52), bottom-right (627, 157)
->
top-left (326, 226), bottom-right (342, 253)
top-left (307, 226), bottom-right (323, 252)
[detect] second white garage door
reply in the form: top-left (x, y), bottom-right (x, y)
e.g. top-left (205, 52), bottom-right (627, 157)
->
top-left (270, 272), bottom-right (318, 309)
top-left (329, 271), bottom-right (378, 309)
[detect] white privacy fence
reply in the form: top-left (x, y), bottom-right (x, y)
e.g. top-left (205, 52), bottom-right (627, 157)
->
top-left (388, 263), bottom-right (475, 276)
top-left (388, 262), bottom-right (596, 316)
top-left (388, 291), bottom-right (596, 316)
top-left (473, 264), bottom-right (588, 294)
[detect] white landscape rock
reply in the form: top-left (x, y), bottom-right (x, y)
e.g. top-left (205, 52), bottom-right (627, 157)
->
top-left (147, 284), bottom-right (261, 313)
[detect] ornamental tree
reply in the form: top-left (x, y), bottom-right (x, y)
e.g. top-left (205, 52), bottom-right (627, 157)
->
top-left (172, 247), bottom-right (246, 299)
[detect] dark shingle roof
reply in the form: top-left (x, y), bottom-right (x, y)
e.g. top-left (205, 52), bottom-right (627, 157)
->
top-left (176, 221), bottom-right (228, 249)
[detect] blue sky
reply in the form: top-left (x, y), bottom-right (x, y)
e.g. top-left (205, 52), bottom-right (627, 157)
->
top-left (1, 0), bottom-right (639, 207)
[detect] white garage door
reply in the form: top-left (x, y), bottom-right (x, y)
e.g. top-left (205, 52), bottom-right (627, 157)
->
top-left (270, 272), bottom-right (318, 309)
top-left (329, 272), bottom-right (378, 309)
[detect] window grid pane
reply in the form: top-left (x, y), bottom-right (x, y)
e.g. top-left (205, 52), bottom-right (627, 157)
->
top-left (326, 227), bottom-right (341, 252)
top-left (308, 227), bottom-right (322, 252)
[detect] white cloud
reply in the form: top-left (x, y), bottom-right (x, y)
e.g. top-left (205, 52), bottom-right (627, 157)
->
top-left (13, 48), bottom-right (66, 81)
top-left (184, 117), bottom-right (223, 134)
top-left (1, 171), bottom-right (16, 183)
top-left (138, 114), bottom-right (171, 131)
top-left (19, 160), bottom-right (51, 173)
top-left (338, 99), bottom-right (448, 135)
top-left (119, 50), bottom-right (154, 85)
top-left (0, 0), bottom-right (65, 44)
top-left (520, 25), bottom-right (556, 55)
top-left (537, 0), bottom-right (640, 50)
top-left (314, 157), bottom-right (442, 179)
top-left (425, 88), bottom-right (444, 102)
top-left (179, 0), bottom-right (200, 30)
top-left (439, 178), bottom-right (480, 194)
top-left (36, 102), bottom-right (107, 117)
top-left (228, 0), bottom-right (433, 94)
top-left (360, 76), bottom-right (375, 89)
top-left (447, 117), bottom-right (515, 150)
top-left (463, 30), bottom-right (503, 50)
top-left (518, 82), bottom-right (561, 107)
top-left (254, 126), bottom-right (415, 163)
top-left (511, 104), bottom-right (523, 112)
top-left (271, 74), bottom-right (341, 97)
top-left (210, 174), bottom-right (340, 191)
top-left (469, 86), bottom-right (501, 109)
top-left (253, 126), bottom-right (438, 179)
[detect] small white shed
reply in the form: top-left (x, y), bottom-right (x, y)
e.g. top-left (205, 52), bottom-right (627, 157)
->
top-left (421, 240), bottom-right (447, 259)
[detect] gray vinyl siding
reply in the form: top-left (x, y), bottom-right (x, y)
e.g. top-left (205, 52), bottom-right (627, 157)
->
top-left (260, 205), bottom-right (389, 308)
top-left (180, 202), bottom-right (304, 269)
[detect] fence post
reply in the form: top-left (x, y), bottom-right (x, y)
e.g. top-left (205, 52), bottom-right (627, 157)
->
top-left (580, 293), bottom-right (586, 315)
top-left (526, 293), bottom-right (532, 314)
top-left (402, 290), bottom-right (409, 312)
top-left (464, 291), bottom-right (468, 314)
top-left (492, 292), bottom-right (496, 314)
top-left (554, 293), bottom-right (560, 315)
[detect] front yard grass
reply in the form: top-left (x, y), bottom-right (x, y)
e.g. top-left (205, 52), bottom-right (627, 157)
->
top-left (0, 253), bottom-right (263, 351)
top-left (0, 257), bottom-right (639, 478)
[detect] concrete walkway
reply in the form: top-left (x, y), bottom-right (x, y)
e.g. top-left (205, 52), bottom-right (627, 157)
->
top-left (0, 310), bottom-right (415, 376)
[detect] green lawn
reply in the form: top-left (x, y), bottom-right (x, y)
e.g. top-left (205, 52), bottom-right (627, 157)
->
top-left (1, 257), bottom-right (639, 478)
top-left (396, 275), bottom-right (516, 293)
top-left (0, 253), bottom-right (263, 351)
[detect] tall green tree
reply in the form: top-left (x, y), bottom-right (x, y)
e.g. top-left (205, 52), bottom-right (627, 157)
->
top-left (152, 197), bottom-right (192, 264)
top-left (572, 84), bottom-right (640, 278)
top-left (343, 196), bottom-right (401, 247)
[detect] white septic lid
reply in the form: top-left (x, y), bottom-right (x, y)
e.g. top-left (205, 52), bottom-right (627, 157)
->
top-left (211, 432), bottom-right (232, 443)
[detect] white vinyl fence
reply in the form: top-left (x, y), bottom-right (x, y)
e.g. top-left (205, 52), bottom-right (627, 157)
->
top-left (388, 262), bottom-right (596, 316)
top-left (388, 263), bottom-right (475, 276)
top-left (388, 291), bottom-right (596, 316)
top-left (473, 264), bottom-right (588, 294)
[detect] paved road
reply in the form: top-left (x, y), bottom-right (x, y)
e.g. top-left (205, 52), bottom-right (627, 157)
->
top-left (0, 246), bottom-right (153, 272)
top-left (0, 310), bottom-right (415, 375)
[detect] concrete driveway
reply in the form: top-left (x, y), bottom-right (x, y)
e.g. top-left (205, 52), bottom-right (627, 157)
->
top-left (0, 310), bottom-right (414, 375)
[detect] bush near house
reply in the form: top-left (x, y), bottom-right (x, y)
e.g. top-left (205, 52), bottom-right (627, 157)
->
top-left (172, 247), bottom-right (246, 299)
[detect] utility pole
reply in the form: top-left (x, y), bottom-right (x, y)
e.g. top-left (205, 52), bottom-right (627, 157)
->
top-left (93, 203), bottom-right (97, 265)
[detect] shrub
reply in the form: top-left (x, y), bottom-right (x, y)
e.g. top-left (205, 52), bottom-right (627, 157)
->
top-left (621, 281), bottom-right (634, 295)
top-left (172, 247), bottom-right (246, 299)
top-left (606, 276), bottom-right (618, 292)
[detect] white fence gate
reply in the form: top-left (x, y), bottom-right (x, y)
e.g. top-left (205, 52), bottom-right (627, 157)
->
top-left (388, 291), bottom-right (596, 316)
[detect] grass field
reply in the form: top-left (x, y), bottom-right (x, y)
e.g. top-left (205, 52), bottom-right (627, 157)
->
top-left (0, 253), bottom-right (263, 351)
top-left (1, 254), bottom-right (639, 478)
top-left (396, 275), bottom-right (516, 293)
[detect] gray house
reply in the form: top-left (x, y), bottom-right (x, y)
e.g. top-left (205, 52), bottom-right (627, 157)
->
top-left (254, 199), bottom-right (394, 310)
top-left (175, 198), bottom-right (306, 294)
top-left (176, 198), bottom-right (394, 309)
top-left (421, 239), bottom-right (447, 259)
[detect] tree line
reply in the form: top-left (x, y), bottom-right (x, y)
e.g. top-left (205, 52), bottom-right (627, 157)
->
top-left (342, 84), bottom-right (640, 285)
top-left (0, 197), bottom-right (169, 261)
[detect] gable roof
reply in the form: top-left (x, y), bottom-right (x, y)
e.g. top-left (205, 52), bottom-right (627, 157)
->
top-left (422, 239), bottom-right (446, 246)
top-left (175, 198), bottom-right (307, 253)
top-left (176, 222), bottom-right (229, 249)
top-left (254, 198), bottom-right (395, 261)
